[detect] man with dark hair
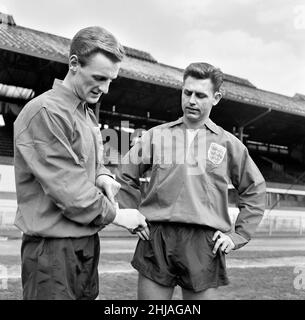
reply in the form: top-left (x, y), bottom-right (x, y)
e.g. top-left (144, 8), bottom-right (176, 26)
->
top-left (116, 62), bottom-right (266, 300)
top-left (14, 26), bottom-right (149, 300)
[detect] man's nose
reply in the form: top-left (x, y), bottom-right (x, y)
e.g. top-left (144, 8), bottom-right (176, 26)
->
top-left (189, 93), bottom-right (196, 104)
top-left (99, 81), bottom-right (110, 94)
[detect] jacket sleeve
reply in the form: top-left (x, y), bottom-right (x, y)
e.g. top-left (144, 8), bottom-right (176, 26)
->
top-left (15, 108), bottom-right (116, 226)
top-left (228, 139), bottom-right (266, 249)
top-left (96, 165), bottom-right (114, 179)
top-left (116, 131), bottom-right (153, 209)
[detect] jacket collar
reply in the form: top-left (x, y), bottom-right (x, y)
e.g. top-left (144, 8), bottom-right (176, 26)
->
top-left (52, 79), bottom-right (83, 112)
top-left (168, 117), bottom-right (220, 135)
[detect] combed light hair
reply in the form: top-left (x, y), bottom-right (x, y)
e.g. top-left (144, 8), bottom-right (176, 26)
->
top-left (70, 26), bottom-right (125, 65)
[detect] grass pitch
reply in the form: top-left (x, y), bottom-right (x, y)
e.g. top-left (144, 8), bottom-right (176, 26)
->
top-left (0, 249), bottom-right (304, 300)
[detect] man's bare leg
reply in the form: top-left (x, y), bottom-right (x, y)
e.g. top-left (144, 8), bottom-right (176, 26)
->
top-left (182, 287), bottom-right (218, 300)
top-left (137, 273), bottom-right (175, 300)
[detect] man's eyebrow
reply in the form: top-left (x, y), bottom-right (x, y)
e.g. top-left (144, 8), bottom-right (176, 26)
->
top-left (93, 75), bottom-right (107, 79)
top-left (92, 75), bottom-right (118, 82)
top-left (184, 89), bottom-right (207, 96)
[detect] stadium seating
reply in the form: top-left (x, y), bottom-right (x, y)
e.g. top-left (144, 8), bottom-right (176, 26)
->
top-left (0, 127), bottom-right (13, 158)
top-left (250, 151), bottom-right (305, 185)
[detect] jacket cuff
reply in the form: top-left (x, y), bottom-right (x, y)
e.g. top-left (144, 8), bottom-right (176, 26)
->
top-left (227, 232), bottom-right (249, 250)
top-left (96, 166), bottom-right (114, 180)
top-left (91, 199), bottom-right (117, 227)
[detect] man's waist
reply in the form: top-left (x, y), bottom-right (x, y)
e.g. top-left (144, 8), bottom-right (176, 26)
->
top-left (15, 211), bottom-right (101, 239)
top-left (140, 210), bottom-right (232, 230)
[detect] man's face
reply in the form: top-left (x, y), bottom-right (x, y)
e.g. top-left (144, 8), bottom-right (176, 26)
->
top-left (72, 52), bottom-right (120, 104)
top-left (181, 76), bottom-right (221, 125)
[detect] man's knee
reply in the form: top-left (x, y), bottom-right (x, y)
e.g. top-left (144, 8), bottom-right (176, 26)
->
top-left (138, 273), bottom-right (174, 300)
top-left (182, 287), bottom-right (219, 300)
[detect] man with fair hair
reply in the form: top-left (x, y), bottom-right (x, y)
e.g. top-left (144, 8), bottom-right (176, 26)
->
top-left (116, 62), bottom-right (266, 300)
top-left (14, 26), bottom-right (149, 300)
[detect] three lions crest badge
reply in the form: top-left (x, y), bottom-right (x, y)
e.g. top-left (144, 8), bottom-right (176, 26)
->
top-left (207, 143), bottom-right (226, 165)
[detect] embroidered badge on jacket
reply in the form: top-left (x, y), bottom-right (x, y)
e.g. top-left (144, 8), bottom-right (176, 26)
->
top-left (208, 143), bottom-right (226, 165)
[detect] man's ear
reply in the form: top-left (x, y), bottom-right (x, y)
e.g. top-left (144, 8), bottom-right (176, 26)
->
top-left (69, 55), bottom-right (79, 73)
top-left (213, 91), bottom-right (222, 106)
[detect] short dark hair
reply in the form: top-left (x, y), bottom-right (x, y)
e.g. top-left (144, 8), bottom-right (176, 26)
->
top-left (70, 26), bottom-right (125, 66)
top-left (183, 62), bottom-right (223, 92)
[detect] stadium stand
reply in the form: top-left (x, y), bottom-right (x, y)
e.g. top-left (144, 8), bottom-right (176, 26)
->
top-left (0, 127), bottom-right (13, 158)
top-left (249, 151), bottom-right (305, 185)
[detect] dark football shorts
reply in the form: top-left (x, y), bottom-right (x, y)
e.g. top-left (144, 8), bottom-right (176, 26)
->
top-left (21, 233), bottom-right (100, 300)
top-left (131, 222), bottom-right (229, 292)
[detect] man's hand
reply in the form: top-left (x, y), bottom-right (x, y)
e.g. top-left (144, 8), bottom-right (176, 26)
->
top-left (112, 208), bottom-right (150, 240)
top-left (212, 231), bottom-right (235, 254)
top-left (96, 175), bottom-right (121, 204)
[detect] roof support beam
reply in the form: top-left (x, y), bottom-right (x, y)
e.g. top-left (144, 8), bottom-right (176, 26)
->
top-left (99, 109), bottom-right (166, 124)
top-left (237, 108), bottom-right (272, 143)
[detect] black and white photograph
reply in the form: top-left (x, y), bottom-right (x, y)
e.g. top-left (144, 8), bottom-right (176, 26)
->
top-left (0, 0), bottom-right (304, 305)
